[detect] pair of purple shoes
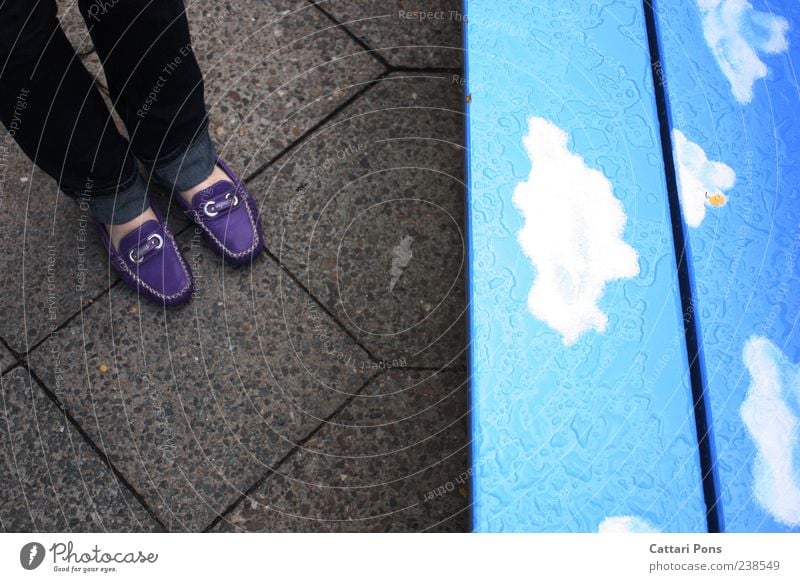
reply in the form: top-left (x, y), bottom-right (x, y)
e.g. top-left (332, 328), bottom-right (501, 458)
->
top-left (97, 158), bottom-right (264, 305)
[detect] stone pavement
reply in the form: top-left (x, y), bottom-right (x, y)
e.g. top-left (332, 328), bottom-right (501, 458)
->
top-left (0, 1), bottom-right (468, 532)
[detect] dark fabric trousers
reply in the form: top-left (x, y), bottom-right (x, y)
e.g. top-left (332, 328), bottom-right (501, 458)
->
top-left (0, 0), bottom-right (215, 223)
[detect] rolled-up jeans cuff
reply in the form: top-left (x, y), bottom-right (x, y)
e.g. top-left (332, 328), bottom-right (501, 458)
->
top-left (87, 171), bottom-right (150, 225)
top-left (147, 127), bottom-right (217, 192)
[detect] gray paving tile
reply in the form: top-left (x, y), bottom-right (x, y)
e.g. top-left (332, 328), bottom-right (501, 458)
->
top-left (0, 136), bottom-right (111, 354)
top-left (28, 239), bottom-right (377, 531)
top-left (213, 368), bottom-right (469, 532)
top-left (1, 344), bottom-right (16, 373)
top-left (250, 72), bottom-right (467, 367)
top-left (188, 0), bottom-right (385, 172)
top-left (312, 0), bottom-right (464, 69)
top-left (0, 367), bottom-right (159, 532)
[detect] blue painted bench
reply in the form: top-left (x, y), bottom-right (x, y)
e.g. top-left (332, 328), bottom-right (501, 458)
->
top-left (464, 0), bottom-right (799, 533)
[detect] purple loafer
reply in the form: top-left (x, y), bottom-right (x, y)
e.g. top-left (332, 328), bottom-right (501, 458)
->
top-left (97, 202), bottom-right (194, 306)
top-left (176, 157), bottom-right (264, 265)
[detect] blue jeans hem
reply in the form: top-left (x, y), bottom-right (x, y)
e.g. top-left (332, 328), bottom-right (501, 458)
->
top-left (87, 171), bottom-right (150, 225)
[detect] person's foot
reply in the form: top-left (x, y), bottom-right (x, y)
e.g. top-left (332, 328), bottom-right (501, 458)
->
top-left (105, 206), bottom-right (159, 250)
top-left (179, 164), bottom-right (230, 204)
top-left (174, 158), bottom-right (264, 265)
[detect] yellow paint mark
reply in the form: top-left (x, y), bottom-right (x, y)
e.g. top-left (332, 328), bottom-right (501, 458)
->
top-left (98, 364), bottom-right (109, 373)
top-left (705, 191), bottom-right (727, 208)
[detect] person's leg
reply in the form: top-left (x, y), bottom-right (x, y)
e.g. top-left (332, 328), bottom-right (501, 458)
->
top-left (0, 0), bottom-right (150, 234)
top-left (77, 0), bottom-right (220, 199)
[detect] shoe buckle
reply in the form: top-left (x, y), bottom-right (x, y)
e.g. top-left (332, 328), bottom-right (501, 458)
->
top-left (203, 191), bottom-right (240, 218)
top-left (128, 233), bottom-right (164, 265)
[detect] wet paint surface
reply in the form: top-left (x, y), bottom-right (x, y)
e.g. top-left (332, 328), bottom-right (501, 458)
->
top-left (464, 0), bottom-right (707, 532)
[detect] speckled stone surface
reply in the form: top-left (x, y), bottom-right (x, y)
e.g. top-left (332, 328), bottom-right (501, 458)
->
top-left (0, 367), bottom-right (159, 532)
top-left (250, 72), bottom-right (467, 367)
top-left (27, 239), bottom-right (378, 531)
top-left (0, 344), bottom-right (16, 373)
top-left (213, 368), bottom-right (468, 532)
top-left (189, 0), bottom-right (385, 173)
top-left (0, 137), bottom-right (111, 354)
top-left (312, 0), bottom-right (464, 68)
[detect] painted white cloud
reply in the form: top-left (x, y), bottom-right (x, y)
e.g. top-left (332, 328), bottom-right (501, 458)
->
top-left (598, 516), bottom-right (660, 533)
top-left (512, 117), bottom-right (639, 345)
top-left (698, 0), bottom-right (790, 104)
top-left (673, 129), bottom-right (736, 228)
top-left (741, 336), bottom-right (800, 527)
